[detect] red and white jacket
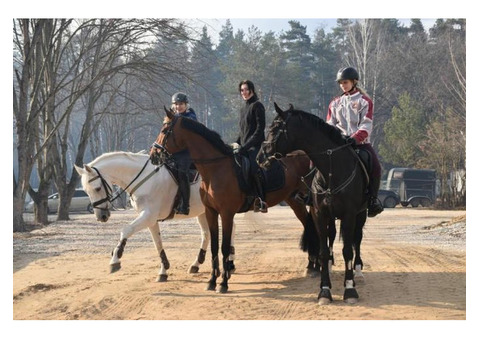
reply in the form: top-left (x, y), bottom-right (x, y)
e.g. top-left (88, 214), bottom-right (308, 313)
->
top-left (326, 89), bottom-right (373, 144)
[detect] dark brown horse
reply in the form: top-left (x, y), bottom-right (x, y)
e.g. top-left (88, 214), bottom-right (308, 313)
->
top-left (150, 109), bottom-right (319, 293)
top-left (258, 103), bottom-right (368, 304)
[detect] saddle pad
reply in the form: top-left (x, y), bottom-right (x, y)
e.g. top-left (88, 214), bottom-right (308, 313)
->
top-left (263, 160), bottom-right (285, 192)
top-left (233, 155), bottom-right (285, 194)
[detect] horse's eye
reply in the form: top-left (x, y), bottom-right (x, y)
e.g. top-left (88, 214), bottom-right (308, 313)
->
top-left (95, 187), bottom-right (101, 192)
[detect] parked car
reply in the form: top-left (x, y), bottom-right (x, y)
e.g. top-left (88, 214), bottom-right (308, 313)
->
top-left (378, 189), bottom-right (400, 208)
top-left (24, 189), bottom-right (94, 214)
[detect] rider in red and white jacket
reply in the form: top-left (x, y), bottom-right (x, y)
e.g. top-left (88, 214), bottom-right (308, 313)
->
top-left (326, 67), bottom-right (383, 217)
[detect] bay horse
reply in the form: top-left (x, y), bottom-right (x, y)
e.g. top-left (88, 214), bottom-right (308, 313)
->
top-left (74, 151), bottom-right (235, 282)
top-left (151, 109), bottom-right (318, 293)
top-left (257, 103), bottom-right (368, 304)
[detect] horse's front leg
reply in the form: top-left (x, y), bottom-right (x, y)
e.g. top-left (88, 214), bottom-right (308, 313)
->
top-left (218, 211), bottom-right (235, 294)
top-left (341, 216), bottom-right (359, 304)
top-left (110, 239), bottom-right (127, 273)
top-left (188, 213), bottom-right (209, 274)
top-left (148, 222), bottom-right (170, 282)
top-left (205, 207), bottom-right (220, 291)
top-left (109, 210), bottom-right (154, 274)
top-left (315, 212), bottom-right (333, 305)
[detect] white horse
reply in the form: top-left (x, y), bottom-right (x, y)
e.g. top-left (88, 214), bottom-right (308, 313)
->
top-left (74, 151), bottom-right (235, 282)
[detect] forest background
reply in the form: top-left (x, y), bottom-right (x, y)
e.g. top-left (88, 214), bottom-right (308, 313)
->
top-left (12, 17), bottom-right (466, 231)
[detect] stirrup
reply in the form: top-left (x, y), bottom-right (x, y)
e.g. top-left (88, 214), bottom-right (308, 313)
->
top-left (253, 197), bottom-right (268, 213)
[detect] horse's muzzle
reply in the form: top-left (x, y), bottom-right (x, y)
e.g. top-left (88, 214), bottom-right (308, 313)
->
top-left (95, 208), bottom-right (111, 222)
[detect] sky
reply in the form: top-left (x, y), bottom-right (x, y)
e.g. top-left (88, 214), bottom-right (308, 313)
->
top-left (191, 18), bottom-right (437, 45)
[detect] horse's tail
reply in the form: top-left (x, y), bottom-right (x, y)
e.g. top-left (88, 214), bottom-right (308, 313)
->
top-left (300, 208), bottom-right (319, 255)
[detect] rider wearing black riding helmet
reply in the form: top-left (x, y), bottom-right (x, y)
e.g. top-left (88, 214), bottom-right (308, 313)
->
top-left (170, 92), bottom-right (197, 215)
top-left (327, 67), bottom-right (383, 217)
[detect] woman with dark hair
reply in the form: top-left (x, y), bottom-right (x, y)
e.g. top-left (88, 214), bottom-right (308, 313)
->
top-left (234, 80), bottom-right (267, 213)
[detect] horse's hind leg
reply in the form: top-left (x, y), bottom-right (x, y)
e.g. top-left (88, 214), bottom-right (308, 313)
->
top-left (148, 222), bottom-right (170, 282)
top-left (285, 197), bottom-right (319, 277)
top-left (353, 210), bottom-right (367, 282)
top-left (188, 213), bottom-right (210, 274)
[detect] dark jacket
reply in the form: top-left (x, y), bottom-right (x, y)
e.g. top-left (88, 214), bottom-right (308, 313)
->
top-left (173, 108), bottom-right (197, 159)
top-left (236, 94), bottom-right (266, 153)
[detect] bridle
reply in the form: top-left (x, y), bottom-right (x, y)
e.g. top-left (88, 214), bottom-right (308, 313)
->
top-left (88, 158), bottom-right (154, 211)
top-left (151, 115), bottom-right (230, 165)
top-left (88, 167), bottom-right (114, 210)
top-left (257, 116), bottom-right (290, 166)
top-left (261, 113), bottom-right (364, 199)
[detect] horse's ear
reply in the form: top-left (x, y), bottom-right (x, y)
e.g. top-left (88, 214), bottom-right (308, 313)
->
top-left (288, 103), bottom-right (294, 110)
top-left (74, 164), bottom-right (85, 175)
top-left (163, 105), bottom-right (174, 120)
top-left (274, 102), bottom-right (288, 120)
top-left (84, 164), bottom-right (94, 173)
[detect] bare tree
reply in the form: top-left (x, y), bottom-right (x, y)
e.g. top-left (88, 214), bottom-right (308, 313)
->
top-left (13, 19), bottom-right (197, 231)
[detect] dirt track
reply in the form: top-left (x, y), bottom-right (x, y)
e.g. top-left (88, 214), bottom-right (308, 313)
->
top-left (13, 207), bottom-right (466, 322)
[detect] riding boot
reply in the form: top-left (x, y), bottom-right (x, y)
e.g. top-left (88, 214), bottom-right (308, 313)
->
top-left (367, 176), bottom-right (383, 217)
top-left (253, 171), bottom-right (268, 213)
top-left (176, 171), bottom-right (190, 215)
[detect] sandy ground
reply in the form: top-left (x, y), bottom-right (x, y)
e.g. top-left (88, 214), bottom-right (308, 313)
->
top-left (12, 206), bottom-right (471, 337)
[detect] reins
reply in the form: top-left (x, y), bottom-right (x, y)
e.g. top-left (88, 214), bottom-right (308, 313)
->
top-left (154, 116), bottom-right (231, 165)
top-left (90, 158), bottom-right (158, 209)
top-left (264, 114), bottom-right (367, 200)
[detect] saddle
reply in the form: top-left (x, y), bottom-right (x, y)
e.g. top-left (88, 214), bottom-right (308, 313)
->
top-left (233, 154), bottom-right (285, 213)
top-left (354, 147), bottom-right (372, 185)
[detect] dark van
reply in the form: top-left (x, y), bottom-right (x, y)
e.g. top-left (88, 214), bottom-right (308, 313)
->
top-left (385, 168), bottom-right (436, 207)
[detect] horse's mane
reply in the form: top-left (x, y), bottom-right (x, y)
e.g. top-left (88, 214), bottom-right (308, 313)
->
top-left (89, 151), bottom-right (148, 166)
top-left (287, 107), bottom-right (346, 145)
top-left (180, 118), bottom-right (233, 156)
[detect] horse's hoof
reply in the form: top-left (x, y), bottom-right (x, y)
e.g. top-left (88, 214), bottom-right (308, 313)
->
top-left (156, 274), bottom-right (168, 282)
top-left (188, 266), bottom-right (199, 274)
top-left (344, 288), bottom-right (359, 304)
top-left (217, 285), bottom-right (228, 294)
top-left (206, 282), bottom-right (216, 291)
top-left (318, 288), bottom-right (333, 305)
top-left (344, 297), bottom-right (358, 304)
top-left (354, 266), bottom-right (365, 283)
top-left (110, 263), bottom-right (121, 273)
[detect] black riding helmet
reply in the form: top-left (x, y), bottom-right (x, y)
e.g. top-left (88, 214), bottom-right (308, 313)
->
top-left (336, 67), bottom-right (359, 82)
top-left (172, 92), bottom-right (188, 104)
